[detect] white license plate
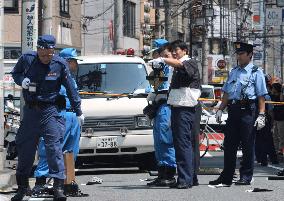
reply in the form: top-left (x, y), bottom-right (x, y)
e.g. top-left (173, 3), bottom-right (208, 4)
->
top-left (96, 137), bottom-right (118, 149)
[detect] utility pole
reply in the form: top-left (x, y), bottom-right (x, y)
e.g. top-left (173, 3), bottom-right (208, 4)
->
top-left (113, 0), bottom-right (123, 51)
top-left (163, 0), bottom-right (172, 41)
top-left (201, 1), bottom-right (209, 84)
top-left (189, 10), bottom-right (193, 58)
top-left (220, 0), bottom-right (223, 56)
top-left (263, 0), bottom-right (267, 73)
top-left (281, 25), bottom-right (284, 80)
top-left (0, 0), bottom-right (5, 171)
top-left (41, 0), bottom-right (52, 35)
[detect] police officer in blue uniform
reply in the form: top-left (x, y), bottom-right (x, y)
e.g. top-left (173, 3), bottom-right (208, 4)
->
top-left (11, 35), bottom-right (84, 201)
top-left (150, 40), bottom-right (201, 189)
top-left (32, 48), bottom-right (82, 196)
top-left (209, 42), bottom-right (267, 186)
top-left (146, 41), bottom-right (176, 187)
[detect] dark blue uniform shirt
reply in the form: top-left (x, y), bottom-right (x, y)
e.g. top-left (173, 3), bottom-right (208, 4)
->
top-left (11, 51), bottom-right (82, 116)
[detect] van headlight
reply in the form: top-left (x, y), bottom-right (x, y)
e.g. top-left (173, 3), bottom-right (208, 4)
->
top-left (135, 116), bottom-right (153, 128)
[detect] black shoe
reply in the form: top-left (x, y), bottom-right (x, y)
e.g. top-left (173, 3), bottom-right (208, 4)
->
top-left (276, 170), bottom-right (284, 176)
top-left (170, 183), bottom-right (192, 189)
top-left (53, 179), bottom-right (66, 201)
top-left (193, 181), bottom-right (199, 186)
top-left (234, 179), bottom-right (251, 185)
top-left (146, 178), bottom-right (161, 186)
top-left (32, 177), bottom-right (47, 196)
top-left (209, 177), bottom-right (232, 186)
top-left (11, 175), bottom-right (31, 201)
top-left (155, 178), bottom-right (176, 187)
top-left (11, 186), bottom-right (31, 201)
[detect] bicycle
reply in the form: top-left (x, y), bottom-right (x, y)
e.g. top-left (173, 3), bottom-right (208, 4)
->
top-left (199, 107), bottom-right (225, 158)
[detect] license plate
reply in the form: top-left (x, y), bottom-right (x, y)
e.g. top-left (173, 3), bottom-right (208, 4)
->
top-left (96, 137), bottom-right (118, 149)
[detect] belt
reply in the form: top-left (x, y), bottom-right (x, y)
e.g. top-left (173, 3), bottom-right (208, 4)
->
top-left (155, 90), bottom-right (169, 94)
top-left (26, 101), bottom-right (51, 109)
top-left (228, 99), bottom-right (257, 105)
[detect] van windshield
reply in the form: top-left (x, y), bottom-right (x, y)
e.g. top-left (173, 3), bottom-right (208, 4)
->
top-left (77, 63), bottom-right (149, 95)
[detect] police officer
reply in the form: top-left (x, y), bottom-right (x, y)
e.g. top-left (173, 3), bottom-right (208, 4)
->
top-left (150, 40), bottom-right (201, 189)
top-left (32, 48), bottom-right (82, 196)
top-left (11, 35), bottom-right (84, 201)
top-left (146, 41), bottom-right (176, 187)
top-left (209, 42), bottom-right (267, 186)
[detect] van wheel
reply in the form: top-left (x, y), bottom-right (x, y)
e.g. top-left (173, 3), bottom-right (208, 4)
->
top-left (138, 152), bottom-right (157, 171)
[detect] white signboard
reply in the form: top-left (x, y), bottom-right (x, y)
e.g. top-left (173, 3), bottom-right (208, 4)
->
top-left (266, 8), bottom-right (283, 26)
top-left (22, 0), bottom-right (38, 52)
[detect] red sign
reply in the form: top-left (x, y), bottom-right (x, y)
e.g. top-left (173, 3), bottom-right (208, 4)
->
top-left (217, 59), bottom-right (226, 69)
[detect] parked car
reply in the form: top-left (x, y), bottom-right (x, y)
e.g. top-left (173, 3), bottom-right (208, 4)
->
top-left (200, 84), bottom-right (227, 132)
top-left (75, 54), bottom-right (155, 170)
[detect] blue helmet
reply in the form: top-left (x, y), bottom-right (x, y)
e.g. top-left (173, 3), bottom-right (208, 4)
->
top-left (154, 38), bottom-right (168, 48)
top-left (59, 48), bottom-right (82, 60)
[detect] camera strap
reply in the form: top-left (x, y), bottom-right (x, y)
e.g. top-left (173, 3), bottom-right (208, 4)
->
top-left (240, 65), bottom-right (258, 100)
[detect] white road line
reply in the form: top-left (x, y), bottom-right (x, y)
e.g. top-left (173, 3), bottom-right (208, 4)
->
top-left (28, 198), bottom-right (53, 201)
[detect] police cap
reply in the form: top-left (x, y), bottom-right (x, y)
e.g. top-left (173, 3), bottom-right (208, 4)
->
top-left (234, 41), bottom-right (253, 53)
top-left (37, 35), bottom-right (56, 49)
top-left (59, 48), bottom-right (82, 61)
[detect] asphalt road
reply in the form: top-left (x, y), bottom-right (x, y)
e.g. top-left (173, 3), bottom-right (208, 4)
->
top-left (2, 152), bottom-right (284, 201)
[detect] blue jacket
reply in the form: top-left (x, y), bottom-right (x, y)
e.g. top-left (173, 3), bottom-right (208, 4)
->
top-left (11, 51), bottom-right (82, 116)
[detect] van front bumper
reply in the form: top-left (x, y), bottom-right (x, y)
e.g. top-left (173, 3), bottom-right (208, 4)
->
top-left (78, 129), bottom-right (154, 156)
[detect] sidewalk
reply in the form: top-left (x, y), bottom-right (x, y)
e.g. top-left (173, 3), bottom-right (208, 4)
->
top-left (0, 160), bottom-right (17, 192)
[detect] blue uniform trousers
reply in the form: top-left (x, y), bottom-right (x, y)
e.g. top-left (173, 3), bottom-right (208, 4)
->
top-left (171, 106), bottom-right (195, 185)
top-left (16, 105), bottom-right (65, 179)
top-left (192, 103), bottom-right (202, 183)
top-left (153, 103), bottom-right (176, 168)
top-left (34, 111), bottom-right (80, 178)
top-left (221, 103), bottom-right (257, 182)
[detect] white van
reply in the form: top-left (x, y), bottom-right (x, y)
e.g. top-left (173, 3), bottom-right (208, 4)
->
top-left (75, 55), bottom-right (155, 169)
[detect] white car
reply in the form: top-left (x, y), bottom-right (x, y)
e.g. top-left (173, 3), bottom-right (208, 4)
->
top-left (75, 54), bottom-right (155, 169)
top-left (200, 85), bottom-right (228, 130)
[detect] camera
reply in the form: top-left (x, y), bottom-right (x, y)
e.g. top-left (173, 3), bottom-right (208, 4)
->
top-left (146, 62), bottom-right (168, 92)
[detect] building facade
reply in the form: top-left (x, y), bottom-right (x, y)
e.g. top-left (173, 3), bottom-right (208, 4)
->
top-left (82, 0), bottom-right (145, 56)
top-left (4, 0), bottom-right (82, 63)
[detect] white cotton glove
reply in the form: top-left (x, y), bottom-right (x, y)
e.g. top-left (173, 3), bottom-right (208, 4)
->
top-left (215, 110), bottom-right (223, 123)
top-left (254, 114), bottom-right (266, 130)
top-left (148, 57), bottom-right (164, 68)
top-left (22, 77), bottom-right (30, 89)
top-left (77, 114), bottom-right (85, 126)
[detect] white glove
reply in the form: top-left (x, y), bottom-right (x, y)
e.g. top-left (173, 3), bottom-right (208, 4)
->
top-left (254, 114), bottom-right (266, 130)
top-left (77, 114), bottom-right (85, 126)
top-left (148, 57), bottom-right (164, 68)
top-left (215, 110), bottom-right (223, 123)
top-left (22, 78), bottom-right (30, 89)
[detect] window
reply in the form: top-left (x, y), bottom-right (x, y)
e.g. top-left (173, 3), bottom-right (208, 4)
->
top-left (60, 0), bottom-right (70, 17)
top-left (123, 0), bottom-right (136, 38)
top-left (4, 47), bottom-right (21, 59)
top-left (4, 0), bottom-right (19, 13)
